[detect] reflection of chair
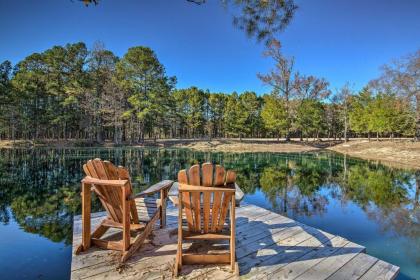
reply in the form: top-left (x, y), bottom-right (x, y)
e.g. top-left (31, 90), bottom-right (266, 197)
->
top-left (75, 158), bottom-right (173, 262)
top-left (175, 163), bottom-right (237, 276)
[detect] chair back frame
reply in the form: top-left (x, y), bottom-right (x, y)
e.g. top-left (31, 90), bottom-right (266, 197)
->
top-left (175, 163), bottom-right (237, 276)
top-left (75, 158), bottom-right (173, 263)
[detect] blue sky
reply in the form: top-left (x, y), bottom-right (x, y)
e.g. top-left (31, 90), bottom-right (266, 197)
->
top-left (1, 0), bottom-right (419, 94)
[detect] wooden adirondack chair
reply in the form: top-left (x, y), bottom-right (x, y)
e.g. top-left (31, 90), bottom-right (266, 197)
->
top-left (75, 158), bottom-right (173, 263)
top-left (174, 163), bottom-right (237, 276)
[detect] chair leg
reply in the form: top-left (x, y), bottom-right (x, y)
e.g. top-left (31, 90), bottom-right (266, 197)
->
top-left (74, 244), bottom-right (84, 255)
top-left (120, 210), bottom-right (160, 263)
top-left (174, 247), bottom-right (181, 277)
top-left (81, 182), bottom-right (91, 252)
top-left (75, 220), bottom-right (110, 255)
top-left (175, 191), bottom-right (183, 276)
top-left (160, 190), bottom-right (167, 228)
top-left (230, 194), bottom-right (236, 272)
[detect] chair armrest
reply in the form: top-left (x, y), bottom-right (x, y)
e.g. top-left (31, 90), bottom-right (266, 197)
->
top-left (130, 180), bottom-right (174, 199)
top-left (234, 183), bottom-right (245, 205)
top-left (82, 176), bottom-right (129, 187)
top-left (178, 184), bottom-right (236, 193)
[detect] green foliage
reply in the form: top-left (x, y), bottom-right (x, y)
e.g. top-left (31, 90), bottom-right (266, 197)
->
top-left (224, 93), bottom-right (250, 138)
top-left (116, 46), bottom-right (174, 141)
top-left (240, 91), bottom-right (263, 136)
top-left (261, 94), bottom-right (287, 138)
top-left (293, 158), bottom-right (327, 195)
top-left (0, 41), bottom-right (417, 141)
top-left (295, 99), bottom-right (325, 139)
top-left (207, 93), bottom-right (227, 137)
top-left (346, 165), bottom-right (409, 208)
top-left (172, 87), bottom-right (206, 137)
top-left (350, 88), bottom-right (415, 137)
top-left (260, 166), bottom-right (287, 198)
top-left (0, 61), bottom-right (13, 135)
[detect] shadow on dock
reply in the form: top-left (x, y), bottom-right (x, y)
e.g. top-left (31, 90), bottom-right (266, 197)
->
top-left (71, 204), bottom-right (399, 279)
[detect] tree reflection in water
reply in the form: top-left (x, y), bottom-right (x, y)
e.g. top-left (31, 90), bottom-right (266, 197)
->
top-left (0, 148), bottom-right (419, 262)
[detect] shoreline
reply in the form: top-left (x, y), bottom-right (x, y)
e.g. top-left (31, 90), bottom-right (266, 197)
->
top-left (1, 138), bottom-right (419, 170)
top-left (327, 140), bottom-right (420, 170)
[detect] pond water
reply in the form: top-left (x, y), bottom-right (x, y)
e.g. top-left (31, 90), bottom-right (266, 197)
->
top-left (0, 147), bottom-right (419, 279)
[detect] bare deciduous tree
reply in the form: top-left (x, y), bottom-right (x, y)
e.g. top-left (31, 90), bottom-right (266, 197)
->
top-left (258, 39), bottom-right (296, 141)
top-left (370, 49), bottom-right (420, 139)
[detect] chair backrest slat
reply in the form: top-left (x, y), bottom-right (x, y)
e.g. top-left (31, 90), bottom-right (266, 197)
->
top-left (188, 164), bottom-right (201, 232)
top-left (85, 160), bottom-right (119, 221)
top-left (117, 166), bottom-right (130, 180)
top-left (210, 192), bottom-right (223, 232)
top-left (201, 163), bottom-right (213, 233)
top-left (214, 165), bottom-right (225, 186)
top-left (83, 159), bottom-right (133, 224)
top-left (104, 161), bottom-right (119, 179)
top-left (201, 163), bottom-right (213, 187)
top-left (93, 159), bottom-right (123, 222)
top-left (218, 192), bottom-right (233, 231)
top-left (226, 170), bottom-right (236, 185)
top-left (188, 164), bottom-right (200, 185)
top-left (178, 170), bottom-right (194, 231)
top-left (179, 163), bottom-right (236, 234)
top-left (85, 160), bottom-right (98, 177)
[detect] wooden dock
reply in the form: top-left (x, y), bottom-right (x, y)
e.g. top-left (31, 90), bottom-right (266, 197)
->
top-left (71, 201), bottom-right (399, 280)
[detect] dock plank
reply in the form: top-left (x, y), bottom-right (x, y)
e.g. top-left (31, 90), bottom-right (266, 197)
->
top-left (359, 260), bottom-right (400, 280)
top-left (70, 203), bottom-right (399, 280)
top-left (264, 237), bottom-right (350, 280)
top-left (294, 241), bottom-right (365, 280)
top-left (327, 253), bottom-right (378, 280)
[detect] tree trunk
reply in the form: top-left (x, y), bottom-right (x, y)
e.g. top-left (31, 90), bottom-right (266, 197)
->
top-left (416, 93), bottom-right (420, 141)
top-left (284, 91), bottom-right (291, 142)
top-left (96, 116), bottom-right (102, 143)
top-left (415, 171), bottom-right (419, 210)
top-left (344, 115), bottom-right (348, 142)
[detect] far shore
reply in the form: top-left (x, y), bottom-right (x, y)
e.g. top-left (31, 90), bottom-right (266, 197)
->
top-left (1, 138), bottom-right (419, 170)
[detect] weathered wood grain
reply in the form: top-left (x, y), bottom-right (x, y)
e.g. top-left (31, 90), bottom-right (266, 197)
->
top-left (326, 253), bottom-right (378, 280)
top-left (294, 241), bottom-right (365, 280)
top-left (359, 260), bottom-right (400, 280)
top-left (71, 203), bottom-right (399, 280)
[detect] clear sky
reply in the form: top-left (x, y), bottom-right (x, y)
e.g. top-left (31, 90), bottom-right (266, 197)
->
top-left (1, 0), bottom-right (419, 94)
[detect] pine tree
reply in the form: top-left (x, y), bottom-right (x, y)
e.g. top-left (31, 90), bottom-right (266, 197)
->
top-left (261, 94), bottom-right (287, 141)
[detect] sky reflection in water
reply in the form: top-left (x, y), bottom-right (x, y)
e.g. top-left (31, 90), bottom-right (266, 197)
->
top-left (0, 148), bottom-right (418, 279)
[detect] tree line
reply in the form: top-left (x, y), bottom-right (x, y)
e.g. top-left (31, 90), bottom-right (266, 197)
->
top-left (0, 41), bottom-right (418, 144)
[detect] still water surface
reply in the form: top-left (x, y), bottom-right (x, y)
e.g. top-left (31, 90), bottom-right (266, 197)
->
top-left (0, 148), bottom-right (419, 279)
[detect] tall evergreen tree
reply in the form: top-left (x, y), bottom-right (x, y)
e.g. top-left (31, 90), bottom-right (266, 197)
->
top-left (116, 46), bottom-right (173, 142)
top-left (261, 94), bottom-right (287, 141)
top-left (207, 93), bottom-right (227, 138)
top-left (349, 87), bottom-right (372, 139)
top-left (224, 93), bottom-right (249, 139)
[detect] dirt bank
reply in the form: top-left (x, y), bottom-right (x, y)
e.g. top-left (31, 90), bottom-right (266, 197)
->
top-left (167, 139), bottom-right (320, 153)
top-left (327, 140), bottom-right (420, 170)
